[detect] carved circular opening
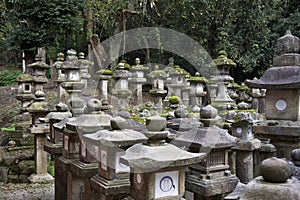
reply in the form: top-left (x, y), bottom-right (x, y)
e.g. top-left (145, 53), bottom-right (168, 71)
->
top-left (275, 99), bottom-right (287, 111)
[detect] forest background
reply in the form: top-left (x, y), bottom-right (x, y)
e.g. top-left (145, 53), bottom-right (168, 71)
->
top-left (0, 0), bottom-right (299, 83)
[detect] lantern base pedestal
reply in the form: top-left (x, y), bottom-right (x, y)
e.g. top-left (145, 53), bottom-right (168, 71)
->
top-left (90, 174), bottom-right (130, 200)
top-left (28, 173), bottom-right (54, 184)
top-left (186, 171), bottom-right (239, 200)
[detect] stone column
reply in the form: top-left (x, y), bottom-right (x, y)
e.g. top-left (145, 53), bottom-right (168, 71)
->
top-left (28, 123), bottom-right (53, 183)
top-left (232, 139), bottom-right (261, 184)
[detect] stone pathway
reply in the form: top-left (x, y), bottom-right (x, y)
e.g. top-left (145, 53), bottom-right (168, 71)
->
top-left (0, 183), bottom-right (54, 200)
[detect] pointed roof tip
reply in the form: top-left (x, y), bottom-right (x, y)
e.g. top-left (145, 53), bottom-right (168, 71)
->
top-left (286, 30), bottom-right (292, 35)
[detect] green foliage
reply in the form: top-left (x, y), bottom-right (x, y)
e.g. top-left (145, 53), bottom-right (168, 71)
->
top-left (1, 123), bottom-right (16, 131)
top-left (1, 0), bottom-right (300, 81)
top-left (47, 159), bottom-right (55, 177)
top-left (0, 70), bottom-right (22, 86)
top-left (1, 0), bottom-right (86, 60)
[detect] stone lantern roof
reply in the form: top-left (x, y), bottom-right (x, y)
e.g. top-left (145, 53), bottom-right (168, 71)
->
top-left (121, 116), bottom-right (204, 172)
top-left (173, 104), bottom-right (237, 149)
top-left (66, 111), bottom-right (112, 133)
top-left (246, 66), bottom-right (300, 89)
top-left (246, 30), bottom-right (300, 89)
top-left (16, 73), bottom-right (34, 83)
top-left (97, 69), bottom-right (113, 76)
top-left (148, 65), bottom-right (168, 79)
top-left (168, 65), bottom-right (190, 77)
top-left (188, 72), bottom-right (207, 83)
top-left (27, 54), bottom-right (50, 69)
top-left (39, 102), bottom-right (72, 123)
top-left (83, 116), bottom-right (148, 148)
top-left (52, 53), bottom-right (64, 69)
top-left (61, 49), bottom-right (80, 69)
top-left (174, 126), bottom-right (237, 149)
top-left (211, 50), bottom-right (236, 70)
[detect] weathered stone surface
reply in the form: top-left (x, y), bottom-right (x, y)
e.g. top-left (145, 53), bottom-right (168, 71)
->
top-left (291, 148), bottom-right (300, 163)
top-left (200, 105), bottom-right (218, 119)
top-left (19, 174), bottom-right (29, 183)
top-left (261, 157), bottom-right (294, 183)
top-left (7, 174), bottom-right (18, 182)
top-left (28, 173), bottom-right (54, 184)
top-left (18, 160), bottom-right (35, 175)
top-left (111, 116), bottom-right (129, 130)
top-left (83, 129), bottom-right (147, 148)
top-left (224, 182), bottom-right (246, 200)
top-left (121, 143), bottom-right (204, 172)
top-left (239, 177), bottom-right (300, 200)
top-left (0, 167), bottom-right (9, 183)
top-left (146, 116), bottom-right (166, 132)
top-left (232, 139), bottom-right (261, 151)
top-left (174, 126), bottom-right (237, 149)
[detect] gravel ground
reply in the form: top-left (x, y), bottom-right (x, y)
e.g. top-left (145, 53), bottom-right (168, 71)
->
top-left (0, 183), bottom-right (54, 200)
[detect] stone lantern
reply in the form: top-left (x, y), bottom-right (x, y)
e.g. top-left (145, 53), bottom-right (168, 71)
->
top-left (27, 54), bottom-right (50, 92)
top-left (97, 68), bottom-right (113, 110)
top-left (53, 117), bottom-right (77, 200)
top-left (227, 82), bottom-right (240, 103)
top-left (112, 60), bottom-right (131, 110)
top-left (165, 58), bottom-right (190, 103)
top-left (129, 58), bottom-right (149, 105)
top-left (229, 105), bottom-right (262, 184)
top-left (210, 50), bottom-right (236, 109)
top-left (16, 73), bottom-right (35, 108)
top-left (66, 102), bottom-right (112, 200)
top-left (53, 52), bottom-right (67, 103)
top-left (27, 91), bottom-right (54, 183)
top-left (82, 116), bottom-right (148, 199)
top-left (246, 30), bottom-right (300, 159)
top-left (42, 103), bottom-right (72, 199)
top-left (188, 72), bottom-right (207, 109)
top-left (237, 83), bottom-right (251, 103)
top-left (78, 52), bottom-right (93, 90)
top-left (121, 116), bottom-right (205, 200)
top-left (173, 105), bottom-right (239, 200)
top-left (148, 65), bottom-right (168, 114)
top-left (61, 49), bottom-right (86, 116)
top-left (211, 50), bottom-right (236, 81)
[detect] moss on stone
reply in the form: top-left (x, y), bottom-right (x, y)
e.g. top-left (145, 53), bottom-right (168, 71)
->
top-left (169, 96), bottom-right (181, 104)
top-left (148, 70), bottom-right (167, 79)
top-left (211, 50), bottom-right (236, 67)
top-left (16, 74), bottom-right (34, 82)
top-left (189, 76), bottom-right (207, 83)
top-left (97, 69), bottom-right (113, 75)
top-left (238, 83), bottom-right (250, 91)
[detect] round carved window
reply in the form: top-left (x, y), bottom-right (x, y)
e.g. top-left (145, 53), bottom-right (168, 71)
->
top-left (275, 99), bottom-right (287, 111)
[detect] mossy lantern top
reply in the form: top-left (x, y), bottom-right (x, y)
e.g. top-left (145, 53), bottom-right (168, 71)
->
top-left (27, 54), bottom-right (50, 83)
top-left (211, 50), bottom-right (236, 75)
